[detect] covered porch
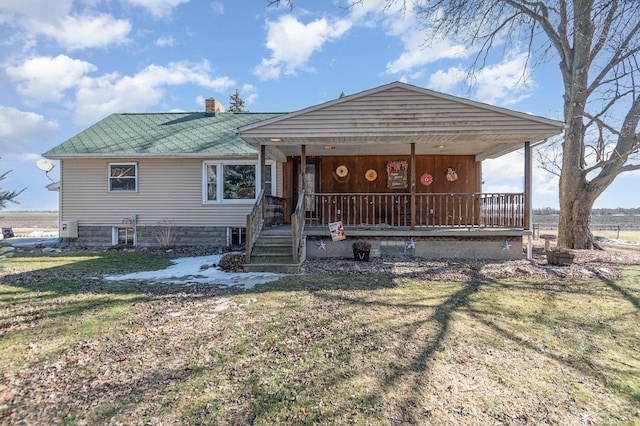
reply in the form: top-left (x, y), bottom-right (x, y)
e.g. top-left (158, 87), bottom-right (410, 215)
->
top-left (238, 82), bottom-right (563, 268)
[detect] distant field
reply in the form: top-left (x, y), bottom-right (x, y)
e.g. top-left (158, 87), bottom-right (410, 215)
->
top-left (533, 214), bottom-right (640, 231)
top-left (0, 211), bottom-right (58, 234)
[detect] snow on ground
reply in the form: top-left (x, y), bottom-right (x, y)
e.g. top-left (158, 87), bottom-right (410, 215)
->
top-left (104, 254), bottom-right (283, 289)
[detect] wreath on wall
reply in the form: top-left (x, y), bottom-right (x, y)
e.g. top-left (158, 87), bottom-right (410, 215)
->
top-left (365, 169), bottom-right (378, 181)
top-left (420, 173), bottom-right (433, 186)
top-left (336, 165), bottom-right (349, 177)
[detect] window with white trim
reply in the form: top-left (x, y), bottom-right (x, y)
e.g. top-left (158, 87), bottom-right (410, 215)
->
top-left (203, 161), bottom-right (275, 203)
top-left (109, 163), bottom-right (137, 192)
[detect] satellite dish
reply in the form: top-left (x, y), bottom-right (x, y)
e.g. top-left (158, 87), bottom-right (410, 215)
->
top-left (36, 159), bottom-right (55, 172)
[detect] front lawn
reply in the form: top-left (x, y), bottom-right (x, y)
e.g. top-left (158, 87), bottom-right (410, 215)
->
top-left (1, 252), bottom-right (638, 425)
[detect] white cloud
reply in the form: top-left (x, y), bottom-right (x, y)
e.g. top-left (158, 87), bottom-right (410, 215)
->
top-left (6, 55), bottom-right (97, 102)
top-left (124, 0), bottom-right (190, 18)
top-left (385, 32), bottom-right (469, 75)
top-left (0, 106), bottom-right (58, 152)
top-left (0, 1), bottom-right (131, 50)
top-left (74, 61), bottom-right (236, 125)
top-left (428, 52), bottom-right (534, 106)
top-left (155, 36), bottom-right (176, 47)
top-left (471, 52), bottom-right (533, 105)
top-left (254, 14), bottom-right (352, 80)
top-left (0, 0), bottom-right (73, 23)
top-left (210, 1), bottom-right (224, 16)
top-left (39, 14), bottom-right (131, 50)
top-left (428, 67), bottom-right (466, 93)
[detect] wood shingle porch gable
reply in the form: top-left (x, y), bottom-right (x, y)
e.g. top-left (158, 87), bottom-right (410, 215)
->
top-left (238, 82), bottom-right (564, 271)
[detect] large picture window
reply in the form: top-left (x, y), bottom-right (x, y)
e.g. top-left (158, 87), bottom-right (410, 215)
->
top-left (223, 164), bottom-right (255, 200)
top-left (109, 163), bottom-right (137, 192)
top-left (204, 161), bottom-right (274, 203)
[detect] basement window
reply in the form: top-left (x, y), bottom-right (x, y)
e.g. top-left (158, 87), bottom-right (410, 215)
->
top-left (228, 227), bottom-right (245, 246)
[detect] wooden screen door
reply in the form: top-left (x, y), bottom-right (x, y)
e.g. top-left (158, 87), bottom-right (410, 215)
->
top-left (293, 158), bottom-right (321, 221)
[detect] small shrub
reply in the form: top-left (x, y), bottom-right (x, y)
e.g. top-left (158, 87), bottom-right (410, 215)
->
top-left (151, 218), bottom-right (177, 248)
top-left (219, 252), bottom-right (245, 272)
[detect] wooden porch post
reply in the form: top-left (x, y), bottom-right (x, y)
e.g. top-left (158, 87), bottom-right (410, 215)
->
top-left (410, 143), bottom-right (416, 229)
top-left (260, 144), bottom-right (266, 217)
top-left (300, 145), bottom-right (306, 191)
top-left (524, 141), bottom-right (533, 259)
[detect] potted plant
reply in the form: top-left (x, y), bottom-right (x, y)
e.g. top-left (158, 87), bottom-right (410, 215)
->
top-left (352, 240), bottom-right (371, 261)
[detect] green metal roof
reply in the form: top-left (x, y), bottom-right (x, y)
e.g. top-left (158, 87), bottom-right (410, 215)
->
top-left (44, 112), bottom-right (284, 158)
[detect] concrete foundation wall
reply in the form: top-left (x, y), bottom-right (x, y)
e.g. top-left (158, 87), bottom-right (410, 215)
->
top-left (65, 225), bottom-right (228, 248)
top-left (306, 236), bottom-right (522, 260)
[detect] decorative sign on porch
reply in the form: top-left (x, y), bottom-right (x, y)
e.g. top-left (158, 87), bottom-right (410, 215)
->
top-left (336, 165), bottom-right (349, 177)
top-left (386, 160), bottom-right (408, 189)
top-left (446, 167), bottom-right (459, 182)
top-left (329, 221), bottom-right (346, 242)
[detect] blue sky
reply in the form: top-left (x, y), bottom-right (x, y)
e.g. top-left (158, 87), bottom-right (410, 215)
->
top-left (0, 0), bottom-right (637, 211)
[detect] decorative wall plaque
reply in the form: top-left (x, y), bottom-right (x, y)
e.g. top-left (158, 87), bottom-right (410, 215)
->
top-left (386, 161), bottom-right (408, 189)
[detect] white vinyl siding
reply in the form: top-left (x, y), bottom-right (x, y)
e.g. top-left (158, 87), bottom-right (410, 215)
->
top-left (60, 158), bottom-right (278, 228)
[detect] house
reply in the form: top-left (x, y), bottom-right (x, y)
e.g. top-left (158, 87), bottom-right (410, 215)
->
top-left (44, 82), bottom-right (563, 270)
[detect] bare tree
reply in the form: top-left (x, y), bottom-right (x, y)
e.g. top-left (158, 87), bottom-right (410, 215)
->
top-left (271, 0), bottom-right (640, 249)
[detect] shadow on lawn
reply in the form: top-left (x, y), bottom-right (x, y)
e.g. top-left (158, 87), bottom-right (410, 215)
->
top-left (2, 253), bottom-right (639, 424)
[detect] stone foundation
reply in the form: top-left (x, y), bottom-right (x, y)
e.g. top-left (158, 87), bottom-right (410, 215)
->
top-left (306, 236), bottom-right (523, 260)
top-left (64, 225), bottom-right (228, 248)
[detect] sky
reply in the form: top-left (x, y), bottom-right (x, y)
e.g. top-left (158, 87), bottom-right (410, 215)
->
top-left (0, 0), bottom-right (638, 212)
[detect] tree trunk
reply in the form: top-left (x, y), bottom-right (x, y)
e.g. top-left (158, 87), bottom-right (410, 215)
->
top-left (557, 186), bottom-right (597, 249)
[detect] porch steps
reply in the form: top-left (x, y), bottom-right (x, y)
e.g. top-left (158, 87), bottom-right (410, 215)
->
top-left (244, 230), bottom-right (305, 274)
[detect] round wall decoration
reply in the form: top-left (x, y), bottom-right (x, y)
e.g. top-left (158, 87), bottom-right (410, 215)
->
top-left (365, 169), bottom-right (377, 181)
top-left (420, 173), bottom-right (434, 186)
top-left (336, 165), bottom-right (349, 177)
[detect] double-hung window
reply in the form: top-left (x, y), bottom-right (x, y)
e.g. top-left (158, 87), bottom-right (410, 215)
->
top-left (109, 163), bottom-right (137, 192)
top-left (204, 161), bottom-right (274, 203)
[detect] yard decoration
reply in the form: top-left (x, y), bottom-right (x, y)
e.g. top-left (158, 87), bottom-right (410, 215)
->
top-left (352, 240), bottom-right (371, 261)
top-left (420, 173), bottom-right (433, 186)
top-left (316, 240), bottom-right (327, 251)
top-left (365, 169), bottom-right (377, 181)
top-left (329, 221), bottom-right (346, 241)
top-left (446, 167), bottom-right (458, 182)
top-left (336, 165), bottom-right (348, 177)
top-left (405, 238), bottom-right (416, 250)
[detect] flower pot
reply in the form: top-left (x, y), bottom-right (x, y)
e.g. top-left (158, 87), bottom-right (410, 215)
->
top-left (353, 249), bottom-right (370, 261)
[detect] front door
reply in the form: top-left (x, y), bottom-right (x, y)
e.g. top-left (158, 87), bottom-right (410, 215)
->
top-left (293, 158), bottom-right (321, 222)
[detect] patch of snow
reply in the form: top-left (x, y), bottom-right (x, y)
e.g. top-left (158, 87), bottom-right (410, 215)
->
top-left (104, 254), bottom-right (282, 289)
top-left (596, 237), bottom-right (640, 245)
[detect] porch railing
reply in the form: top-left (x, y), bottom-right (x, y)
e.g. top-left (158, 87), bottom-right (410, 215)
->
top-left (308, 192), bottom-right (525, 228)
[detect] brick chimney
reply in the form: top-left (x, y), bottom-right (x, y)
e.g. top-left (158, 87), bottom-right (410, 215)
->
top-left (205, 98), bottom-right (225, 116)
